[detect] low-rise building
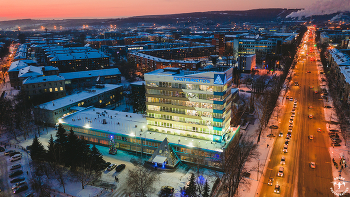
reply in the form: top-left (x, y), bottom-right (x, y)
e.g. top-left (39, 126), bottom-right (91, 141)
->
top-left (22, 75), bottom-right (66, 100)
top-left (35, 84), bottom-right (122, 125)
top-left (59, 107), bottom-right (240, 169)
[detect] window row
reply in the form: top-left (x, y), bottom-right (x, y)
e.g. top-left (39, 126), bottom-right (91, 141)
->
top-left (147, 81), bottom-right (227, 92)
top-left (147, 97), bottom-right (225, 110)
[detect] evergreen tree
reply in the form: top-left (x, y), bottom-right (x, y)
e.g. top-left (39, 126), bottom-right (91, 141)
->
top-left (202, 181), bottom-right (210, 197)
top-left (47, 135), bottom-right (55, 162)
top-left (65, 129), bottom-right (80, 169)
top-left (184, 173), bottom-right (197, 197)
top-left (55, 124), bottom-right (67, 164)
top-left (90, 144), bottom-right (105, 172)
top-left (31, 135), bottom-right (46, 161)
top-left (76, 138), bottom-right (92, 168)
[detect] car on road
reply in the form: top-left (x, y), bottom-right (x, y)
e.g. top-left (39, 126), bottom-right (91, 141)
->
top-left (287, 132), bottom-right (292, 138)
top-left (289, 97), bottom-right (293, 101)
top-left (279, 132), bottom-right (283, 137)
top-left (267, 133), bottom-right (275, 137)
top-left (268, 177), bottom-right (273, 186)
top-left (160, 186), bottom-right (174, 196)
top-left (291, 113), bottom-right (295, 118)
top-left (286, 136), bottom-right (291, 141)
top-left (10, 164), bottom-right (21, 170)
top-left (317, 128), bottom-right (321, 132)
top-left (10, 177), bottom-right (25, 183)
top-left (283, 145), bottom-right (288, 153)
top-left (310, 86), bottom-right (314, 89)
top-left (314, 90), bottom-right (318, 94)
top-left (285, 141), bottom-right (289, 146)
top-left (291, 108), bottom-right (296, 112)
top-left (281, 156), bottom-right (286, 165)
top-left (274, 185), bottom-right (281, 194)
top-left (310, 162), bottom-right (316, 169)
top-left (307, 71), bottom-right (311, 73)
top-left (9, 170), bottom-right (23, 178)
top-left (0, 146), bottom-right (5, 152)
top-left (13, 184), bottom-right (28, 194)
top-left (12, 181), bottom-right (26, 190)
top-left (269, 125), bottom-right (278, 129)
top-left (308, 115), bottom-right (313, 119)
top-left (286, 96), bottom-right (289, 99)
top-left (107, 164), bottom-right (117, 171)
top-left (115, 164), bottom-right (126, 172)
top-left (309, 135), bottom-right (314, 140)
top-left (308, 106), bottom-right (313, 109)
top-left (278, 167), bottom-right (284, 177)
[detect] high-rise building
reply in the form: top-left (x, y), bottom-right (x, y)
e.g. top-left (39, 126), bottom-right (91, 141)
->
top-left (144, 67), bottom-right (234, 143)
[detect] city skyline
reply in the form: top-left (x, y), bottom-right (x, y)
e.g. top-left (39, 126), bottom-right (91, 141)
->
top-left (0, 0), bottom-right (320, 21)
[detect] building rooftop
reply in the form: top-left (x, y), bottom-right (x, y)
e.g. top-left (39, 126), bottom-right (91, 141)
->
top-left (49, 51), bottom-right (108, 61)
top-left (38, 84), bottom-right (121, 111)
top-left (329, 49), bottom-right (350, 65)
top-left (8, 60), bottom-right (36, 72)
top-left (129, 52), bottom-right (200, 64)
top-left (61, 107), bottom-right (238, 152)
top-left (60, 68), bottom-right (121, 80)
top-left (18, 66), bottom-right (43, 78)
top-left (23, 75), bottom-right (65, 85)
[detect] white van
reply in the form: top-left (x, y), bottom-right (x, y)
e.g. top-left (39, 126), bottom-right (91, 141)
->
top-left (10, 154), bottom-right (22, 162)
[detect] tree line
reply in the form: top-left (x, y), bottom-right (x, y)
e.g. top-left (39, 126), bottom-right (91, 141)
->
top-left (29, 124), bottom-right (106, 195)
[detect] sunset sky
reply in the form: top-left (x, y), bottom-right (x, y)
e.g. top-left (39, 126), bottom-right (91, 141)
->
top-left (0, 0), bottom-right (318, 21)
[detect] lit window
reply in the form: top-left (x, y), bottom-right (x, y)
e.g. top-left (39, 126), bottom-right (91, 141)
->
top-left (60, 87), bottom-right (63, 91)
top-left (55, 88), bottom-right (58, 92)
top-left (50, 88), bottom-right (53, 92)
top-left (99, 100), bottom-right (102, 103)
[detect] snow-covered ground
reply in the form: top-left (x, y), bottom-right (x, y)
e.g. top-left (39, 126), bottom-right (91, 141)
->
top-left (6, 126), bottom-right (220, 197)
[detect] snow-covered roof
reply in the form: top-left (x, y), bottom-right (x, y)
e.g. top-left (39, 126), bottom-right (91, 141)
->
top-left (18, 66), bottom-right (43, 78)
top-left (22, 75), bottom-right (65, 85)
top-left (61, 107), bottom-right (237, 152)
top-left (339, 66), bottom-right (350, 85)
top-left (60, 68), bottom-right (121, 80)
top-left (42, 66), bottom-right (59, 71)
top-left (8, 60), bottom-right (35, 72)
top-left (129, 52), bottom-right (200, 64)
top-left (152, 155), bottom-right (167, 163)
top-left (329, 49), bottom-right (350, 65)
top-left (38, 84), bottom-right (121, 111)
top-left (49, 51), bottom-right (108, 61)
top-left (130, 81), bottom-right (145, 86)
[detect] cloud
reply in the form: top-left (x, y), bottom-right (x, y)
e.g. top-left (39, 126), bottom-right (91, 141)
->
top-left (286, 0), bottom-right (350, 18)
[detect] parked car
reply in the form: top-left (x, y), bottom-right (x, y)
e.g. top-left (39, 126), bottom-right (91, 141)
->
top-left (12, 181), bottom-right (26, 190)
top-left (13, 185), bottom-right (28, 194)
top-left (269, 125), bottom-right (278, 129)
top-left (279, 132), bottom-right (283, 137)
top-left (0, 146), bottom-right (5, 152)
top-left (107, 164), bottom-right (116, 171)
top-left (308, 115), bottom-right (313, 119)
top-left (5, 150), bottom-right (15, 156)
top-left (115, 164), bottom-right (126, 172)
top-left (160, 186), bottom-right (174, 196)
top-left (9, 151), bottom-right (21, 157)
top-left (267, 133), bottom-right (275, 137)
top-left (283, 145), bottom-right (288, 153)
top-left (10, 164), bottom-right (21, 170)
top-left (10, 177), bottom-right (25, 183)
top-left (285, 141), bottom-right (289, 146)
top-left (9, 170), bottom-right (23, 178)
top-left (331, 142), bottom-right (341, 147)
top-left (309, 135), bottom-right (314, 140)
top-left (268, 177), bottom-right (273, 186)
top-left (324, 106), bottom-right (332, 108)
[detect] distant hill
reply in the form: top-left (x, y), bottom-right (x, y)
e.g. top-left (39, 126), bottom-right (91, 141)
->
top-left (0, 8), bottom-right (301, 30)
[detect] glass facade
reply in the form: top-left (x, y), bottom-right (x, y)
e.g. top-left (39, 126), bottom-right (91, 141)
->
top-left (145, 72), bottom-right (233, 142)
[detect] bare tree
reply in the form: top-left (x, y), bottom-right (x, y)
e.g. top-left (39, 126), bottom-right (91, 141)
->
top-left (125, 166), bottom-right (159, 196)
top-left (30, 161), bottom-right (52, 196)
top-left (220, 137), bottom-right (259, 196)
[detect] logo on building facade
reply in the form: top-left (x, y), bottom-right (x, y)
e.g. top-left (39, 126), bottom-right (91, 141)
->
top-left (214, 74), bottom-right (226, 85)
top-left (330, 176), bottom-right (349, 196)
top-left (173, 77), bottom-right (210, 83)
